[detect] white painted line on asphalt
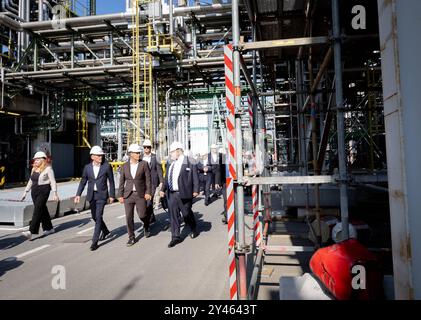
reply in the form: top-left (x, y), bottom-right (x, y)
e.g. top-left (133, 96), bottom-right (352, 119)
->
top-left (76, 226), bottom-right (95, 234)
top-left (117, 215), bottom-right (126, 219)
top-left (5, 244), bottom-right (51, 261)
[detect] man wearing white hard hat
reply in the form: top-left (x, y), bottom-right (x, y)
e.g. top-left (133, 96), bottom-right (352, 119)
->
top-left (141, 139), bottom-right (164, 225)
top-left (118, 143), bottom-right (152, 246)
top-left (75, 145), bottom-right (115, 251)
top-left (160, 141), bottom-right (199, 248)
top-left (21, 151), bottom-right (59, 240)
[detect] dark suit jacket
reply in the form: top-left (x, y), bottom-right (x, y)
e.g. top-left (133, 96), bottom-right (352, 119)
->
top-left (162, 156), bottom-right (199, 200)
top-left (144, 154), bottom-right (164, 191)
top-left (76, 161), bottom-right (116, 202)
top-left (197, 153), bottom-right (219, 174)
top-left (118, 160), bottom-right (152, 198)
top-left (215, 153), bottom-right (227, 185)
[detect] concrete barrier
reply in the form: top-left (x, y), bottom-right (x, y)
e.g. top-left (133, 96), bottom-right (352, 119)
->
top-left (0, 173), bottom-right (119, 227)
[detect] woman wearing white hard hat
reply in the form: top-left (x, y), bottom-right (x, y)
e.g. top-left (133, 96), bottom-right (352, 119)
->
top-left (21, 151), bottom-right (59, 240)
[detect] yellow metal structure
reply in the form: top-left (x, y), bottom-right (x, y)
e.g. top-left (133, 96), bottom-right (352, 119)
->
top-left (131, 0), bottom-right (154, 145)
top-left (109, 161), bottom-right (126, 172)
top-left (76, 95), bottom-right (89, 148)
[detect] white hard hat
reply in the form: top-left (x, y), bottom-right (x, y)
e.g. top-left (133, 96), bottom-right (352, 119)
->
top-left (142, 139), bottom-right (152, 147)
top-left (169, 141), bottom-right (183, 153)
top-left (210, 144), bottom-right (218, 149)
top-left (90, 146), bottom-right (105, 155)
top-left (33, 151), bottom-right (47, 159)
top-left (127, 143), bottom-right (142, 153)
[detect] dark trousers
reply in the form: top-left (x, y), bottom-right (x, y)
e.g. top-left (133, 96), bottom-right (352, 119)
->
top-left (167, 191), bottom-right (196, 240)
top-left (204, 174), bottom-right (214, 201)
top-left (124, 191), bottom-right (149, 239)
top-left (199, 174), bottom-right (206, 192)
top-left (30, 185), bottom-right (53, 234)
top-left (90, 192), bottom-right (109, 243)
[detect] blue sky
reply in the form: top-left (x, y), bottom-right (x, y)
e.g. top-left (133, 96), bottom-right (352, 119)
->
top-left (96, 0), bottom-right (126, 15)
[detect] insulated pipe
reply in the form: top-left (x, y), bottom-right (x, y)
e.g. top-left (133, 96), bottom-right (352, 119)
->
top-left (20, 12), bottom-right (134, 31)
top-left (332, 0), bottom-right (349, 240)
top-left (172, 3), bottom-right (233, 16)
top-left (169, 0), bottom-right (174, 37)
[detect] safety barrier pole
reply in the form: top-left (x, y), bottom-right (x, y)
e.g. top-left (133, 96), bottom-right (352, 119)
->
top-left (224, 43), bottom-right (238, 300)
top-left (252, 185), bottom-right (262, 248)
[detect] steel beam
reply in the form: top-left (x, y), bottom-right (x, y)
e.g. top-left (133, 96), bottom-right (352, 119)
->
top-left (241, 36), bottom-right (328, 51)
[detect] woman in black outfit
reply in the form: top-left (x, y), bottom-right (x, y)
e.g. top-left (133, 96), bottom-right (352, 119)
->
top-left (21, 151), bottom-right (59, 240)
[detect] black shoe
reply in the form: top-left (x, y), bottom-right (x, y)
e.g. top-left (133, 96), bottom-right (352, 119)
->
top-left (204, 199), bottom-right (209, 206)
top-left (168, 239), bottom-right (182, 248)
top-left (90, 242), bottom-right (99, 251)
top-left (190, 230), bottom-right (199, 239)
top-left (99, 230), bottom-right (110, 241)
top-left (222, 216), bottom-right (227, 224)
top-left (126, 238), bottom-right (136, 247)
top-left (144, 229), bottom-right (151, 238)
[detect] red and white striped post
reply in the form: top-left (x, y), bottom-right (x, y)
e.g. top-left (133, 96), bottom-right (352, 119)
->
top-left (224, 44), bottom-right (238, 300)
top-left (252, 185), bottom-right (262, 248)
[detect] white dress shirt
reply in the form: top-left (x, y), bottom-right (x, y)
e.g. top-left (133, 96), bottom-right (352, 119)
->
top-left (143, 154), bottom-right (151, 165)
top-left (130, 162), bottom-right (139, 191)
top-left (202, 157), bottom-right (208, 175)
top-left (93, 163), bottom-right (100, 191)
top-left (211, 152), bottom-right (218, 163)
top-left (169, 154), bottom-right (184, 191)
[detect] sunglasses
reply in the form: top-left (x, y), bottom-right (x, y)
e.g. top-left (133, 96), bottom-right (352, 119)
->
top-left (143, 146), bottom-right (151, 149)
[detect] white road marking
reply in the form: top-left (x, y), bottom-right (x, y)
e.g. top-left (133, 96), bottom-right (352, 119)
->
top-left (4, 244), bottom-right (51, 261)
top-left (76, 226), bottom-right (95, 234)
top-left (116, 215), bottom-right (126, 219)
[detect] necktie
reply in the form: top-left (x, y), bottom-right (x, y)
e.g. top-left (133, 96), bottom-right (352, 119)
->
top-left (168, 163), bottom-right (175, 191)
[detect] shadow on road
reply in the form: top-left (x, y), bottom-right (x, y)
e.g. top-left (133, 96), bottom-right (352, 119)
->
top-left (0, 257), bottom-right (24, 278)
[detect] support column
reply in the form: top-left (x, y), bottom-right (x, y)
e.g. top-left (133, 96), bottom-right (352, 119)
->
top-left (232, 0), bottom-right (247, 300)
top-left (332, 0), bottom-right (349, 240)
top-left (378, 0), bottom-right (421, 299)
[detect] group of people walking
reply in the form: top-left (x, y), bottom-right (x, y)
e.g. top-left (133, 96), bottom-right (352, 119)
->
top-left (20, 140), bottom-right (228, 251)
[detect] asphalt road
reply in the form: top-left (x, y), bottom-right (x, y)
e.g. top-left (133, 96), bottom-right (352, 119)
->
top-left (0, 195), bottom-right (232, 300)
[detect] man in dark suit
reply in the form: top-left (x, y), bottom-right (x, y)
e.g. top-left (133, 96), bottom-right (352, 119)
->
top-left (197, 144), bottom-right (219, 206)
top-left (118, 143), bottom-right (152, 246)
top-left (75, 146), bottom-right (115, 251)
top-left (215, 150), bottom-right (228, 224)
top-left (160, 141), bottom-right (199, 248)
top-left (141, 139), bottom-right (164, 224)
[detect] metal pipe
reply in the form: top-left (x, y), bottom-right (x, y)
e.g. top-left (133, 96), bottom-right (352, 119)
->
top-left (41, 94), bottom-right (44, 115)
top-left (169, 0), bottom-right (174, 37)
top-left (109, 32), bottom-right (113, 65)
top-left (247, 246), bottom-right (264, 300)
top-left (332, 0), bottom-right (349, 240)
top-left (21, 12), bottom-right (134, 31)
top-left (38, 0), bottom-right (42, 21)
top-left (71, 34), bottom-right (75, 68)
top-left (172, 3), bottom-right (233, 16)
top-left (308, 27), bottom-right (321, 247)
top-left (233, 0), bottom-right (247, 300)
